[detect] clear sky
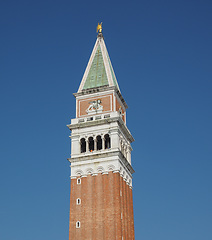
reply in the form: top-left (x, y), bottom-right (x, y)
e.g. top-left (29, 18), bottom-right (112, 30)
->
top-left (0, 0), bottom-right (212, 239)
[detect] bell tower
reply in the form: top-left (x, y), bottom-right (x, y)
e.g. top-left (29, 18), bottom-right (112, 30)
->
top-left (67, 24), bottom-right (135, 240)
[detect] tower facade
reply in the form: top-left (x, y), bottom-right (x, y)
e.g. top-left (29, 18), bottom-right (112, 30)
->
top-left (67, 28), bottom-right (135, 240)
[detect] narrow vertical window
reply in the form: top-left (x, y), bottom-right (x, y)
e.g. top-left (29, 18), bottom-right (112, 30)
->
top-left (80, 138), bottom-right (86, 153)
top-left (96, 135), bottom-right (102, 150)
top-left (88, 137), bottom-right (94, 152)
top-left (76, 221), bottom-right (80, 228)
top-left (76, 198), bottom-right (81, 205)
top-left (77, 178), bottom-right (81, 185)
top-left (104, 134), bottom-right (111, 149)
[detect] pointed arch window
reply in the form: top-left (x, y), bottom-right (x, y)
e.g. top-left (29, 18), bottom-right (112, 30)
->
top-left (96, 135), bottom-right (102, 150)
top-left (80, 138), bottom-right (86, 153)
top-left (88, 137), bottom-right (94, 152)
top-left (104, 134), bottom-right (111, 149)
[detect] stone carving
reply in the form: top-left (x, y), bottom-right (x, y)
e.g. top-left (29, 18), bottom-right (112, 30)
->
top-left (97, 166), bottom-right (105, 173)
top-left (75, 169), bottom-right (83, 176)
top-left (86, 168), bottom-right (94, 174)
top-left (108, 164), bottom-right (115, 171)
top-left (86, 99), bottom-right (103, 115)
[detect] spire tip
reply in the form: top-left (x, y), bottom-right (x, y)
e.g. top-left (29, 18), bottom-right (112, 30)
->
top-left (96, 22), bottom-right (102, 33)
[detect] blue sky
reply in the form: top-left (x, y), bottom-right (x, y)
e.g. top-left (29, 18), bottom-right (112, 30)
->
top-left (0, 0), bottom-right (212, 239)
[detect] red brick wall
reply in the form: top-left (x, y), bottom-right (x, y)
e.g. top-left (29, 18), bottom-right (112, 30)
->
top-left (69, 172), bottom-right (134, 240)
top-left (115, 97), bottom-right (126, 123)
top-left (77, 94), bottom-right (113, 118)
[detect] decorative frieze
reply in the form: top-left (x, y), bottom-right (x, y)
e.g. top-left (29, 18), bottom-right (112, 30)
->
top-left (70, 159), bottom-right (133, 187)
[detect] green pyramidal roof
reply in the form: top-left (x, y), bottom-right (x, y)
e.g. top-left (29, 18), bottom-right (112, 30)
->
top-left (83, 45), bottom-right (108, 89)
top-left (106, 50), bottom-right (119, 88)
top-left (78, 35), bottom-right (120, 93)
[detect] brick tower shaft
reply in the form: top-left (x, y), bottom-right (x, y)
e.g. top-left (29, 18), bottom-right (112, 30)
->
top-left (69, 172), bottom-right (134, 239)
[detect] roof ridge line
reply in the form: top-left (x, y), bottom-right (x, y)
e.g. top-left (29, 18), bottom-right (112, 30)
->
top-left (78, 38), bottom-right (100, 92)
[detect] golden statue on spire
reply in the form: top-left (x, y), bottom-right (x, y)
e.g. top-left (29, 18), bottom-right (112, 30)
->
top-left (97, 22), bottom-right (102, 33)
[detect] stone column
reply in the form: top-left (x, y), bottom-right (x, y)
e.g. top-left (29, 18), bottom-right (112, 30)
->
top-left (86, 138), bottom-right (89, 152)
top-left (110, 129), bottom-right (119, 149)
top-left (94, 137), bottom-right (97, 151)
top-left (127, 147), bottom-right (131, 164)
top-left (102, 135), bottom-right (105, 150)
top-left (71, 135), bottom-right (79, 156)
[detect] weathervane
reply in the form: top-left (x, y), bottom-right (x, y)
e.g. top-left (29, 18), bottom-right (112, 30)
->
top-left (96, 22), bottom-right (102, 33)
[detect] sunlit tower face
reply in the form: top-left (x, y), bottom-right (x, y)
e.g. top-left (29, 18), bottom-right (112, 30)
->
top-left (67, 26), bottom-right (135, 240)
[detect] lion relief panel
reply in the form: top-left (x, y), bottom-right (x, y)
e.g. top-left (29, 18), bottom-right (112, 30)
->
top-left (77, 94), bottom-right (113, 117)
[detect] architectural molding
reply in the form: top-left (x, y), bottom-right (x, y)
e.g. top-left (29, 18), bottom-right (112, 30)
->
top-left (67, 112), bottom-right (134, 143)
top-left (68, 149), bottom-right (134, 175)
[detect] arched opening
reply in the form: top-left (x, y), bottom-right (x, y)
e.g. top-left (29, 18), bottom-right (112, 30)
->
top-left (96, 135), bottom-right (102, 150)
top-left (76, 198), bottom-right (81, 205)
top-left (104, 134), bottom-right (111, 149)
top-left (88, 137), bottom-right (94, 152)
top-left (76, 221), bottom-right (80, 228)
top-left (77, 178), bottom-right (81, 185)
top-left (80, 138), bottom-right (86, 153)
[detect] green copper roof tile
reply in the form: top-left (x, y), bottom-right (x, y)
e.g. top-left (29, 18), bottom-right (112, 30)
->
top-left (106, 51), bottom-right (119, 89)
top-left (83, 45), bottom-right (109, 90)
